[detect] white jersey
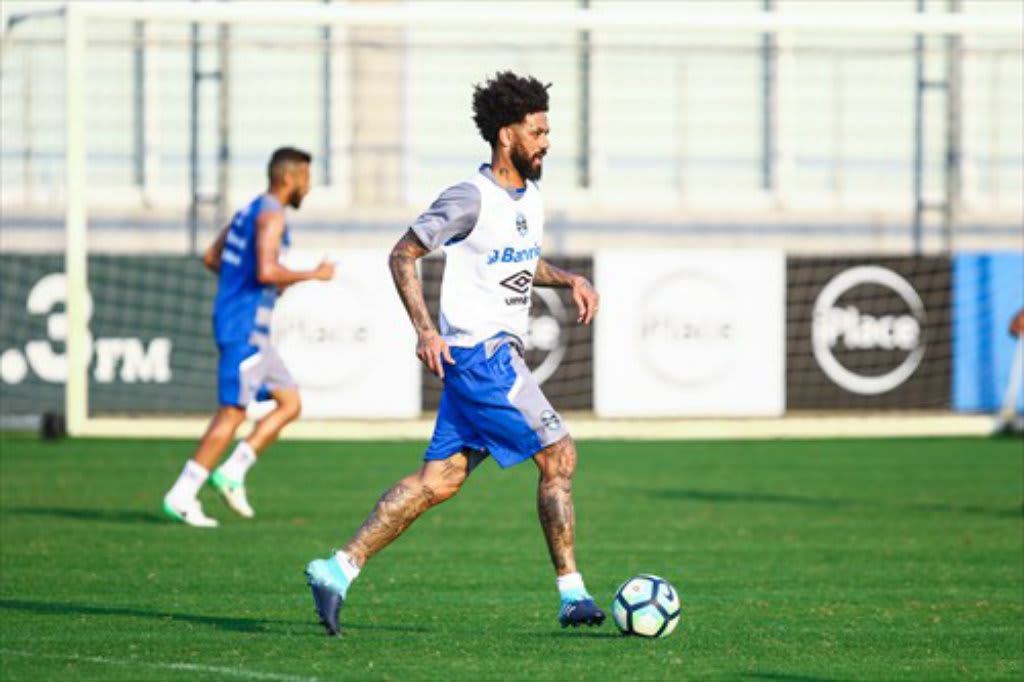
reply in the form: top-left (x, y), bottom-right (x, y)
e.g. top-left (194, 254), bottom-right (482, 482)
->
top-left (410, 165), bottom-right (544, 348)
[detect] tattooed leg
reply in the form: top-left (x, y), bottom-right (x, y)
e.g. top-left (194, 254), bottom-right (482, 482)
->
top-left (534, 435), bottom-right (578, 576)
top-left (341, 452), bottom-right (471, 568)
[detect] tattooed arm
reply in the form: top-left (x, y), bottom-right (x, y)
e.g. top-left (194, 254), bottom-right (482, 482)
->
top-left (388, 229), bottom-right (434, 334)
top-left (388, 229), bottom-right (454, 378)
top-left (534, 259), bottom-right (599, 325)
top-left (533, 259), bottom-right (580, 288)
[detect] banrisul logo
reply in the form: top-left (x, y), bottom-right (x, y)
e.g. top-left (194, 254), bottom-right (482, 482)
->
top-left (516, 212), bottom-right (528, 237)
top-left (811, 265), bottom-right (926, 395)
top-left (487, 244), bottom-right (541, 265)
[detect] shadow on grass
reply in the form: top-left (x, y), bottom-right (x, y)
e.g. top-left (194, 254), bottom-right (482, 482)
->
top-left (0, 598), bottom-right (287, 633)
top-left (520, 630), bottom-right (624, 640)
top-left (337, 622), bottom-right (431, 634)
top-left (647, 489), bottom-right (1023, 519)
top-left (742, 673), bottom-right (849, 682)
top-left (3, 507), bottom-right (166, 525)
top-left (0, 598), bottom-right (431, 636)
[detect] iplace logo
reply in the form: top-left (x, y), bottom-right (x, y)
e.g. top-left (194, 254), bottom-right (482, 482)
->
top-left (638, 270), bottom-right (739, 387)
top-left (271, 277), bottom-right (371, 389)
top-left (811, 265), bottom-right (926, 395)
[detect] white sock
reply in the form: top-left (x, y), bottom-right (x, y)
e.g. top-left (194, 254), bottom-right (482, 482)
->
top-left (218, 441), bottom-right (257, 483)
top-left (333, 550), bottom-right (362, 583)
top-left (557, 572), bottom-right (589, 601)
top-left (166, 460), bottom-right (209, 504)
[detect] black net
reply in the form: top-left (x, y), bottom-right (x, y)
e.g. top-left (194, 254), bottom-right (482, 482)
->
top-left (786, 257), bottom-right (952, 409)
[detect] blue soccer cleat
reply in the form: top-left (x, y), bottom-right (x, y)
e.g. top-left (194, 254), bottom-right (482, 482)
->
top-left (559, 597), bottom-right (606, 628)
top-left (304, 558), bottom-right (350, 636)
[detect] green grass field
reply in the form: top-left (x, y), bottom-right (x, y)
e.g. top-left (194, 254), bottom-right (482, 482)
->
top-left (0, 435), bottom-right (1021, 682)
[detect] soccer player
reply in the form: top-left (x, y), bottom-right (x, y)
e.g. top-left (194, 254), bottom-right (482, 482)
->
top-left (162, 147), bottom-right (334, 528)
top-left (305, 72), bottom-right (603, 634)
top-left (994, 306), bottom-right (1024, 433)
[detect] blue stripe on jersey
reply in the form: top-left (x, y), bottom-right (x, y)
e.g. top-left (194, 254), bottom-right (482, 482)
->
top-left (212, 194), bottom-right (290, 345)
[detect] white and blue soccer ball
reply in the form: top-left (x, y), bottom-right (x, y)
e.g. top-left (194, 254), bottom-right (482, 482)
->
top-left (612, 574), bottom-right (681, 638)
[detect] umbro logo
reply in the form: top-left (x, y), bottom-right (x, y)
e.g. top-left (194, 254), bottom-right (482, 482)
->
top-left (500, 270), bottom-right (533, 294)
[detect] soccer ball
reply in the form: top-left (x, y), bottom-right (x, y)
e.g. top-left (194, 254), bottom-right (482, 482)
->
top-left (612, 574), bottom-right (681, 638)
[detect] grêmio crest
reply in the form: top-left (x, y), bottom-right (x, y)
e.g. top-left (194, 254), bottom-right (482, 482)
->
top-left (516, 212), bottom-right (529, 237)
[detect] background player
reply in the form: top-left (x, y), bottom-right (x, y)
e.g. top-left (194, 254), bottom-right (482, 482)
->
top-left (162, 147), bottom-right (334, 528)
top-left (995, 306), bottom-right (1024, 434)
top-left (305, 72), bottom-right (602, 634)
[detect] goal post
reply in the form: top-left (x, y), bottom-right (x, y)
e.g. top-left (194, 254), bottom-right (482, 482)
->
top-left (65, 3), bottom-right (88, 436)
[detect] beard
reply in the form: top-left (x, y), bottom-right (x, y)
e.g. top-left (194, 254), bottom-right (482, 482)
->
top-left (288, 191), bottom-right (305, 209)
top-left (511, 143), bottom-right (543, 182)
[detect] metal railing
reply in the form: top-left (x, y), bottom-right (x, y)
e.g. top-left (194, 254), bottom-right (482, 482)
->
top-left (0, 3), bottom-right (1020, 232)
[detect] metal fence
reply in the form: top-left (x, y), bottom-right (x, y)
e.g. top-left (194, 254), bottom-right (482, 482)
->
top-left (0, 1), bottom-right (1021, 251)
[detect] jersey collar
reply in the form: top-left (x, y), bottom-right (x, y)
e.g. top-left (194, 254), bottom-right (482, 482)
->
top-left (479, 164), bottom-right (528, 200)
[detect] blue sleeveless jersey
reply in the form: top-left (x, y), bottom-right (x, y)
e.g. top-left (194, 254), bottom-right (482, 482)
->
top-left (212, 194), bottom-right (291, 346)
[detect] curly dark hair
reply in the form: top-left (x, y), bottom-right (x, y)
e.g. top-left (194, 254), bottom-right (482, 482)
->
top-left (472, 71), bottom-right (551, 148)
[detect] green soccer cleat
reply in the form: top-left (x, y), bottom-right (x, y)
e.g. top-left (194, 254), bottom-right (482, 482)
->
top-left (209, 470), bottom-right (255, 518)
top-left (162, 495), bottom-right (219, 528)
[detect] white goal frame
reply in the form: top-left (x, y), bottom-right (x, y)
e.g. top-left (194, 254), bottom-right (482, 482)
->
top-left (62, 1), bottom-right (1018, 439)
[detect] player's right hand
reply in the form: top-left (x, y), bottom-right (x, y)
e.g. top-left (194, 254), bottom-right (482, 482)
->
top-left (1010, 309), bottom-right (1024, 338)
top-left (417, 330), bottom-right (455, 379)
top-left (313, 260), bottom-right (336, 281)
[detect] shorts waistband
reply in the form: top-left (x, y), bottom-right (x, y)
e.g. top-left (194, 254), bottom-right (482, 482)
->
top-left (483, 333), bottom-right (524, 359)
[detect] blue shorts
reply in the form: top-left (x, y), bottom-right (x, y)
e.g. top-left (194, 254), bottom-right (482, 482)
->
top-left (217, 342), bottom-right (296, 407)
top-left (424, 336), bottom-right (569, 469)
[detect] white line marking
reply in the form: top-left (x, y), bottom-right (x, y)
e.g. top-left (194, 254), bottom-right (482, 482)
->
top-left (0, 648), bottom-right (319, 682)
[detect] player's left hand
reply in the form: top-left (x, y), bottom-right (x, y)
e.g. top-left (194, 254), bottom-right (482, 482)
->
top-left (571, 276), bottom-right (599, 325)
